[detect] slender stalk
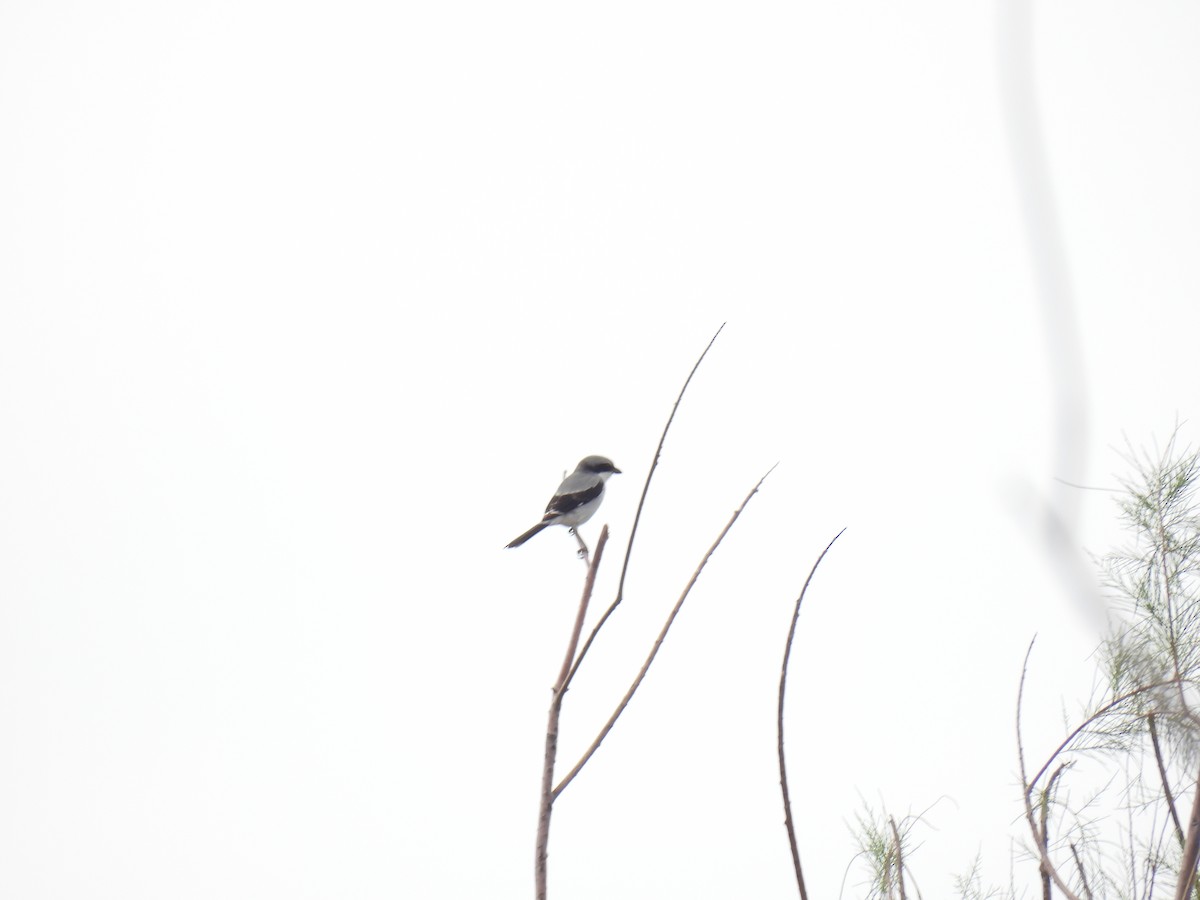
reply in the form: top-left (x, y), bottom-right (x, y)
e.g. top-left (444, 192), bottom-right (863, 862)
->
top-left (534, 527), bottom-right (609, 900)
top-left (561, 323), bottom-right (725, 693)
top-left (777, 528), bottom-right (845, 900)
top-left (553, 464), bottom-right (776, 799)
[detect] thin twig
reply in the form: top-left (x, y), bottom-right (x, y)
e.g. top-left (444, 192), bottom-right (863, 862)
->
top-left (1017, 637), bottom-right (1086, 900)
top-left (561, 323), bottom-right (725, 693)
top-left (890, 816), bottom-right (908, 900)
top-left (1149, 712), bottom-right (1185, 847)
top-left (553, 464), bottom-right (776, 799)
top-left (778, 528), bottom-right (845, 900)
top-left (535, 527), bottom-right (609, 900)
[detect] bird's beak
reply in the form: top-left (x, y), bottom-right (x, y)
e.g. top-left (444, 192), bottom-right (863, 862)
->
top-left (613, 467), bottom-right (622, 474)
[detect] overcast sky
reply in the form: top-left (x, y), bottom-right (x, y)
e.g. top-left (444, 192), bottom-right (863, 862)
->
top-left (2, 2), bottom-right (1199, 898)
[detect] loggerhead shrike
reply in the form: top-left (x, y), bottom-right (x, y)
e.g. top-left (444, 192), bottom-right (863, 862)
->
top-left (505, 455), bottom-right (622, 548)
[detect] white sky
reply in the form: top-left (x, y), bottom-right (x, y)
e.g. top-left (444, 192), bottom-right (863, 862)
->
top-left (2, 1), bottom-right (1199, 898)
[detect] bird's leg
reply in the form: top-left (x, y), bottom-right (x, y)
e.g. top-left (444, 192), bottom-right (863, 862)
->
top-left (569, 527), bottom-right (590, 564)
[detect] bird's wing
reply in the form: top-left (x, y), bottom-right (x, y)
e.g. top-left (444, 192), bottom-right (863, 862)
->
top-left (544, 476), bottom-right (603, 518)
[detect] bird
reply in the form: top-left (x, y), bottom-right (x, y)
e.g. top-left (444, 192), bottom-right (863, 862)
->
top-left (506, 455), bottom-right (622, 549)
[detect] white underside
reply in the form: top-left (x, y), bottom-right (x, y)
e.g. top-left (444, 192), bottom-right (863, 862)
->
top-left (550, 491), bottom-right (604, 528)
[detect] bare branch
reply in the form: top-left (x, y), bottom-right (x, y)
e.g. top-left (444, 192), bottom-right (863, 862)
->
top-left (561, 323), bottom-right (726, 693)
top-left (778, 528), bottom-right (846, 900)
top-left (553, 464), bottom-right (776, 799)
top-left (535, 527), bottom-right (609, 900)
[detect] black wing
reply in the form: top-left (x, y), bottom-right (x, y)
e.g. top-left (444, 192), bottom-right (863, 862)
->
top-left (544, 480), bottom-right (603, 519)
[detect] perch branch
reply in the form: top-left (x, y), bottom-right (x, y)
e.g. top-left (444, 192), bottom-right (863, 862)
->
top-left (534, 527), bottom-right (609, 900)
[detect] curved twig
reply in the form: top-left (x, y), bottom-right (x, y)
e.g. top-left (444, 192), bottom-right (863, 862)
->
top-left (561, 323), bottom-right (725, 693)
top-left (1017, 638), bottom-right (1086, 900)
top-left (535, 527), bottom-right (609, 900)
top-left (553, 464), bottom-right (776, 798)
top-left (778, 528), bottom-right (846, 900)
top-left (1026, 677), bottom-right (1179, 793)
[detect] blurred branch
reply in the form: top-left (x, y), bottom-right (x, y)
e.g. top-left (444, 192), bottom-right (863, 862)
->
top-left (562, 323), bottom-right (725, 692)
top-left (553, 464), bottom-right (776, 799)
top-left (998, 0), bottom-right (1089, 508)
top-left (778, 528), bottom-right (846, 900)
top-left (535, 526), bottom-right (609, 900)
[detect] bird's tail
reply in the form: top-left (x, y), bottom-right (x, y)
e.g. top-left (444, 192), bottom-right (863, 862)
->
top-left (505, 521), bottom-right (550, 549)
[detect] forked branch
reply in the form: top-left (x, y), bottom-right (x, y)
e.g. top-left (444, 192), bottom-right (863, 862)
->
top-left (553, 464), bottom-right (777, 799)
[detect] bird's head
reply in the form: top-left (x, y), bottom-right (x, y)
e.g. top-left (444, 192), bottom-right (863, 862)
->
top-left (578, 455), bottom-right (621, 478)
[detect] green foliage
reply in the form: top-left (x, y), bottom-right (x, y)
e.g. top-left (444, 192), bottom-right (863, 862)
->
top-left (848, 801), bottom-right (918, 900)
top-left (1102, 436), bottom-right (1200, 755)
top-left (952, 853), bottom-right (1013, 900)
